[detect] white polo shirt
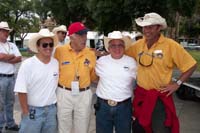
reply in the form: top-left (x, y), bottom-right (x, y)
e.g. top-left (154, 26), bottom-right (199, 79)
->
top-left (0, 42), bottom-right (21, 74)
top-left (14, 56), bottom-right (59, 107)
top-left (95, 54), bottom-right (137, 102)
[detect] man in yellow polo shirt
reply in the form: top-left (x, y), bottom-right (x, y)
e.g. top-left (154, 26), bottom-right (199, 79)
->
top-left (126, 13), bottom-right (197, 133)
top-left (54, 22), bottom-right (96, 133)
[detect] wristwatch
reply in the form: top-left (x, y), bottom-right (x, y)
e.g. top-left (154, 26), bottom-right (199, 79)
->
top-left (176, 80), bottom-right (183, 86)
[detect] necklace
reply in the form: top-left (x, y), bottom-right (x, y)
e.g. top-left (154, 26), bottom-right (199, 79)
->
top-left (0, 42), bottom-right (10, 54)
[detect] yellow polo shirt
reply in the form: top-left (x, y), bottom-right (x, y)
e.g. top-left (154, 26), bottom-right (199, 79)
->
top-left (126, 34), bottom-right (196, 90)
top-left (54, 43), bottom-right (96, 88)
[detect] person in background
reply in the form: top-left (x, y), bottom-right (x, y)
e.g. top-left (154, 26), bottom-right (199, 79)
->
top-left (134, 32), bottom-right (143, 41)
top-left (54, 22), bottom-right (96, 133)
top-left (14, 28), bottom-right (59, 133)
top-left (0, 21), bottom-right (21, 132)
top-left (52, 25), bottom-right (67, 45)
top-left (126, 12), bottom-right (197, 133)
top-left (95, 31), bottom-right (137, 133)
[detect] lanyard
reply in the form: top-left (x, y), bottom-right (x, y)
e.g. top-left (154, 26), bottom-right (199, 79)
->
top-left (72, 52), bottom-right (82, 81)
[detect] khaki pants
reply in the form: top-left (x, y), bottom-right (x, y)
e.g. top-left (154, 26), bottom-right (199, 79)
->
top-left (57, 87), bottom-right (93, 133)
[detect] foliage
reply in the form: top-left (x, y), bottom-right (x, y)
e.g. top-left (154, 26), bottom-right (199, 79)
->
top-left (0, 0), bottom-right (40, 43)
top-left (41, 0), bottom-right (92, 26)
top-left (187, 50), bottom-right (200, 71)
top-left (0, 0), bottom-right (200, 42)
top-left (20, 50), bottom-right (34, 57)
top-left (87, 0), bottom-right (135, 34)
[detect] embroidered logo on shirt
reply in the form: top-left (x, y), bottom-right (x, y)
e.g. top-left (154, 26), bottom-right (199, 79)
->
top-left (53, 72), bottom-right (59, 77)
top-left (84, 58), bottom-right (90, 66)
top-left (123, 66), bottom-right (129, 71)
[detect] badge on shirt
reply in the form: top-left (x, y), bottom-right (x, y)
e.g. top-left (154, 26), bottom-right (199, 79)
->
top-left (84, 58), bottom-right (90, 66)
top-left (153, 50), bottom-right (163, 59)
top-left (62, 61), bottom-right (70, 65)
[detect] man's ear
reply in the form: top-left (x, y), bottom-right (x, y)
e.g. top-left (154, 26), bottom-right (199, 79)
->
top-left (157, 25), bottom-right (162, 31)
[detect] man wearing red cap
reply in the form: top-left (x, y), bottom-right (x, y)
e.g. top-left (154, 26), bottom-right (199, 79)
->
top-left (54, 22), bottom-right (96, 133)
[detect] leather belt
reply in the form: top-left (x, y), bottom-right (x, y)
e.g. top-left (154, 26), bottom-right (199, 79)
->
top-left (58, 84), bottom-right (90, 92)
top-left (0, 73), bottom-right (14, 77)
top-left (98, 97), bottom-right (131, 107)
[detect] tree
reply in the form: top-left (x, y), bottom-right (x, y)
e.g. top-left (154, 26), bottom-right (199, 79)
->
top-left (40, 0), bottom-right (92, 27)
top-left (0, 0), bottom-right (39, 43)
top-left (88, 0), bottom-right (135, 34)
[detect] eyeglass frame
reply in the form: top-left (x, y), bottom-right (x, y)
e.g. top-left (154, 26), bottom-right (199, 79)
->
top-left (108, 43), bottom-right (125, 49)
top-left (40, 42), bottom-right (54, 48)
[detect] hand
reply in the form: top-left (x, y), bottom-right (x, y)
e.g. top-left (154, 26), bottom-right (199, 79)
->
top-left (159, 82), bottom-right (180, 97)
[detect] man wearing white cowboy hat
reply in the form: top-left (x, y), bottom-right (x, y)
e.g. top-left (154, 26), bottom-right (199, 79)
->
top-left (52, 25), bottom-right (67, 45)
top-left (0, 21), bottom-right (21, 132)
top-left (95, 31), bottom-right (137, 133)
top-left (54, 22), bottom-right (96, 133)
top-left (14, 28), bottom-right (59, 133)
top-left (126, 12), bottom-right (197, 133)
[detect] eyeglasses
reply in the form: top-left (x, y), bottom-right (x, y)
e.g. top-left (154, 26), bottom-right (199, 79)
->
top-left (138, 51), bottom-right (154, 67)
top-left (109, 44), bottom-right (124, 49)
top-left (61, 32), bottom-right (66, 35)
top-left (41, 42), bottom-right (54, 48)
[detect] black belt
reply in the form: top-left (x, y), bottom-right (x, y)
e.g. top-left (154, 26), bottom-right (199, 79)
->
top-left (0, 73), bottom-right (14, 77)
top-left (98, 97), bottom-right (131, 106)
top-left (58, 84), bottom-right (90, 92)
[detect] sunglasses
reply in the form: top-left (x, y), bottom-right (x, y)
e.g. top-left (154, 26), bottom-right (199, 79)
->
top-left (41, 42), bottom-right (54, 48)
top-left (138, 51), bottom-right (154, 67)
top-left (60, 32), bottom-right (66, 35)
top-left (109, 44), bottom-right (124, 49)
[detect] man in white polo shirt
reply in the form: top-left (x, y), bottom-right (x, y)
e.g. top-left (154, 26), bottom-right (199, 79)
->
top-left (14, 28), bottom-right (59, 133)
top-left (95, 31), bottom-right (137, 133)
top-left (52, 25), bottom-right (67, 45)
top-left (0, 21), bottom-right (21, 132)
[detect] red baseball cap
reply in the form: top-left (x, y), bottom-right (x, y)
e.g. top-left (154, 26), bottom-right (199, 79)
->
top-left (68, 22), bottom-right (89, 36)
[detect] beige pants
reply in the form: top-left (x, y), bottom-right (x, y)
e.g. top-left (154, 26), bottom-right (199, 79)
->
top-left (57, 87), bottom-right (93, 133)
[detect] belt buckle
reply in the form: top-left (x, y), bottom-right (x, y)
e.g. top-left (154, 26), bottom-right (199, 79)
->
top-left (107, 100), bottom-right (117, 106)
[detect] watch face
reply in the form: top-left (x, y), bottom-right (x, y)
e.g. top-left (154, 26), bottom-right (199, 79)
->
top-left (177, 80), bottom-right (182, 85)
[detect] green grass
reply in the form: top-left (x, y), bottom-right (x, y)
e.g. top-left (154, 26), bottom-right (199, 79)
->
top-left (187, 50), bottom-right (200, 71)
top-left (20, 51), bottom-right (34, 57)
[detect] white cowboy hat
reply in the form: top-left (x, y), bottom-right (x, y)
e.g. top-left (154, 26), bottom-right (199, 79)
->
top-left (0, 21), bottom-right (12, 31)
top-left (28, 28), bottom-right (58, 53)
top-left (135, 12), bottom-right (167, 30)
top-left (104, 31), bottom-right (132, 51)
top-left (52, 25), bottom-right (67, 34)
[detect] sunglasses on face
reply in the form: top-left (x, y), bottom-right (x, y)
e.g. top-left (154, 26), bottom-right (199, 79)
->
top-left (60, 32), bottom-right (66, 35)
top-left (40, 42), bottom-right (54, 48)
top-left (109, 44), bottom-right (124, 49)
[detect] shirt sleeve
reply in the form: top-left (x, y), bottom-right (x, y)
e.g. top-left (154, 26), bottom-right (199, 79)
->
top-left (125, 44), bottom-right (137, 60)
top-left (130, 58), bottom-right (137, 79)
top-left (172, 43), bottom-right (197, 73)
top-left (90, 51), bottom-right (98, 82)
top-left (14, 61), bottom-right (29, 93)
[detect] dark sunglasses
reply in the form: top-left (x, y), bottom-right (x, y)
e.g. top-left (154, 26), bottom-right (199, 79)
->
top-left (41, 42), bottom-right (54, 48)
top-left (61, 32), bottom-right (66, 35)
top-left (138, 51), bottom-right (154, 67)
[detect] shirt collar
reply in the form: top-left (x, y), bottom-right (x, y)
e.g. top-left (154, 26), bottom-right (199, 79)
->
top-left (142, 34), bottom-right (165, 50)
